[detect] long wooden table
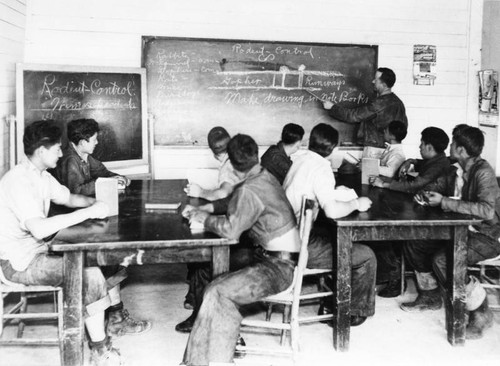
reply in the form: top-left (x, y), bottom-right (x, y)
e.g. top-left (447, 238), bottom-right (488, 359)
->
top-left (331, 179), bottom-right (481, 352)
top-left (49, 179), bottom-right (237, 366)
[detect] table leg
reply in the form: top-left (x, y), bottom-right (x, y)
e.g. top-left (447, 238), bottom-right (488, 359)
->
top-left (212, 245), bottom-right (230, 277)
top-left (62, 252), bottom-right (84, 366)
top-left (333, 227), bottom-right (352, 351)
top-left (445, 225), bottom-right (468, 346)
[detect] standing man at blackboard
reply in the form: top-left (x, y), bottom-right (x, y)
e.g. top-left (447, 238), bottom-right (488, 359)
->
top-left (323, 67), bottom-right (408, 149)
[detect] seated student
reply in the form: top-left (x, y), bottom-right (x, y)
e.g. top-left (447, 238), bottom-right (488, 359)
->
top-left (184, 126), bottom-right (240, 201)
top-left (378, 120), bottom-right (407, 178)
top-left (260, 123), bottom-right (305, 184)
top-left (283, 123), bottom-right (376, 326)
top-left (401, 126), bottom-right (500, 340)
top-left (0, 121), bottom-right (149, 366)
top-left (370, 126), bottom-right (451, 193)
top-left (182, 126), bottom-right (244, 311)
top-left (369, 127), bottom-right (451, 296)
top-left (181, 134), bottom-right (300, 365)
top-left (55, 118), bottom-right (130, 196)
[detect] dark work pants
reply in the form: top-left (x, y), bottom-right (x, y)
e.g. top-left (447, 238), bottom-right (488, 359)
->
top-left (368, 241), bottom-right (402, 284)
top-left (307, 224), bottom-right (377, 317)
top-left (403, 231), bottom-right (500, 287)
top-left (183, 252), bottom-right (295, 365)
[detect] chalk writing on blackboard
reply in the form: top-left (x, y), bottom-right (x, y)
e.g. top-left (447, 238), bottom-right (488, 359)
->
top-left (143, 37), bottom-right (377, 146)
top-left (17, 64), bottom-right (149, 170)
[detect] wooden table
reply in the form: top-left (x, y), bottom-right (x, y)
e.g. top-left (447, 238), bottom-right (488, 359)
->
top-left (330, 179), bottom-right (481, 352)
top-left (49, 180), bottom-right (237, 366)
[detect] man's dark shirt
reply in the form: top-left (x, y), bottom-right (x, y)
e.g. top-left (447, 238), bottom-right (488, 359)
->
top-left (260, 142), bottom-right (291, 185)
top-left (54, 144), bottom-right (117, 196)
top-left (329, 92), bottom-right (408, 148)
top-left (388, 152), bottom-right (451, 194)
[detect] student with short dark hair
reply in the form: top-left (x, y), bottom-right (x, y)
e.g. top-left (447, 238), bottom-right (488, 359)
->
top-left (182, 134), bottom-right (300, 365)
top-left (379, 120), bottom-right (407, 178)
top-left (401, 126), bottom-right (500, 339)
top-left (371, 126), bottom-right (451, 193)
top-left (261, 123), bottom-right (304, 184)
top-left (55, 118), bottom-right (129, 196)
top-left (184, 126), bottom-right (240, 201)
top-left (0, 121), bottom-right (149, 366)
top-left (283, 123), bottom-right (376, 326)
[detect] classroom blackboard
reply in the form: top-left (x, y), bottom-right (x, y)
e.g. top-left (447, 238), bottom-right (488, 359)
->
top-left (142, 36), bottom-right (378, 146)
top-left (16, 64), bottom-right (149, 170)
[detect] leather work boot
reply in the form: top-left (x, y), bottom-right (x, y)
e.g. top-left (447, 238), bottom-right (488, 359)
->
top-left (466, 298), bottom-right (494, 340)
top-left (378, 278), bottom-right (405, 298)
top-left (107, 302), bottom-right (152, 337)
top-left (89, 336), bottom-right (123, 366)
top-left (400, 288), bottom-right (442, 312)
top-left (175, 312), bottom-right (197, 333)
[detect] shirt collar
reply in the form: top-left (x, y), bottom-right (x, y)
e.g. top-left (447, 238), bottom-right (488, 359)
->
top-left (21, 157), bottom-right (50, 178)
top-left (462, 156), bottom-right (481, 178)
top-left (69, 143), bottom-right (88, 163)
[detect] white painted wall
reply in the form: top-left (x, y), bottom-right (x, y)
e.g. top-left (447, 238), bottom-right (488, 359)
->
top-left (0, 0), bottom-right (26, 177)
top-left (18, 0), bottom-right (484, 178)
top-left (481, 0), bottom-right (500, 173)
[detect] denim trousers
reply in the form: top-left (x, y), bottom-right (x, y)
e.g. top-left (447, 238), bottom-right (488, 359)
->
top-left (307, 224), bottom-right (377, 317)
top-left (189, 242), bottom-right (255, 312)
top-left (182, 251), bottom-right (295, 366)
top-left (403, 230), bottom-right (500, 286)
top-left (1, 253), bottom-right (109, 317)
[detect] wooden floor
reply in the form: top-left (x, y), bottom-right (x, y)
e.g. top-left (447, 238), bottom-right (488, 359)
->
top-left (1, 263), bottom-right (499, 366)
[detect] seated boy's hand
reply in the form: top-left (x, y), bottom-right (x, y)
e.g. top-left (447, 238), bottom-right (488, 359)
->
top-left (356, 197), bottom-right (372, 212)
top-left (370, 176), bottom-right (385, 188)
top-left (398, 160), bottom-right (414, 178)
top-left (87, 201), bottom-right (109, 219)
top-left (114, 176), bottom-right (130, 189)
top-left (424, 191), bottom-right (443, 207)
top-left (413, 192), bottom-right (428, 206)
top-left (184, 183), bottom-right (202, 197)
top-left (189, 210), bottom-right (209, 224)
top-left (181, 204), bottom-right (196, 219)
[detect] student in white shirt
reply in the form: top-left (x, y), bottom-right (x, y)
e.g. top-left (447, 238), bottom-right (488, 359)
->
top-left (379, 120), bottom-right (407, 178)
top-left (283, 123), bottom-right (376, 326)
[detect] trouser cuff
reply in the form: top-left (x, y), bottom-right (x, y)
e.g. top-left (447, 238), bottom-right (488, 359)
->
top-left (415, 271), bottom-right (438, 291)
top-left (108, 301), bottom-right (124, 313)
top-left (86, 295), bottom-right (111, 317)
top-left (465, 275), bottom-right (486, 311)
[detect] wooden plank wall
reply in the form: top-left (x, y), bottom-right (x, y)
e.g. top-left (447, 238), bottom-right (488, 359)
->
top-left (18, 0), bottom-right (484, 178)
top-left (0, 0), bottom-right (26, 177)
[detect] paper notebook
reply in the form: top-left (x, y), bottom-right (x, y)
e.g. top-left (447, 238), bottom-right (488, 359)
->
top-left (96, 178), bottom-right (119, 216)
top-left (361, 158), bottom-right (380, 184)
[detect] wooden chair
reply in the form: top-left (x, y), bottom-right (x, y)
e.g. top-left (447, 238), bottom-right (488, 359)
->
top-left (468, 254), bottom-right (500, 311)
top-left (238, 198), bottom-right (333, 360)
top-left (0, 265), bottom-right (63, 359)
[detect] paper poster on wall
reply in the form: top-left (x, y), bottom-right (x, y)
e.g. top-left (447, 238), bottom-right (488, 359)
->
top-left (413, 45), bottom-right (436, 86)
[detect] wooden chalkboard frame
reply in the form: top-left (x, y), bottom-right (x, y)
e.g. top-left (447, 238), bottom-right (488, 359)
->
top-left (16, 63), bottom-right (150, 173)
top-left (142, 36), bottom-right (378, 147)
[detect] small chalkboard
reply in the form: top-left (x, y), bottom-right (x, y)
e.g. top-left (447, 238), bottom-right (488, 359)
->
top-left (16, 64), bottom-right (149, 170)
top-left (142, 36), bottom-right (378, 146)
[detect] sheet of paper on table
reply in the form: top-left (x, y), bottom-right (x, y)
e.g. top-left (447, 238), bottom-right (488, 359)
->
top-left (96, 177), bottom-right (119, 216)
top-left (361, 158), bottom-right (380, 184)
